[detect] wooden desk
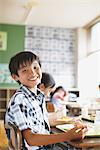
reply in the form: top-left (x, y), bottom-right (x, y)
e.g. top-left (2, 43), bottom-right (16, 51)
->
top-left (51, 121), bottom-right (100, 150)
top-left (68, 137), bottom-right (100, 149)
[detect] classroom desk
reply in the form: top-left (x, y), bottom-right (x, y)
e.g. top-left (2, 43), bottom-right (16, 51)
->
top-left (68, 137), bottom-right (100, 149)
top-left (51, 121), bottom-right (100, 150)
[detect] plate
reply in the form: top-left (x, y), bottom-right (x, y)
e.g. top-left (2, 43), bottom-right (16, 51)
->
top-left (56, 124), bottom-right (74, 132)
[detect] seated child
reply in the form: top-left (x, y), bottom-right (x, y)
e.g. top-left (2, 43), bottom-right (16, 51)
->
top-left (5, 51), bottom-right (87, 150)
top-left (38, 72), bottom-right (67, 126)
top-left (51, 86), bottom-right (68, 116)
top-left (38, 72), bottom-right (56, 101)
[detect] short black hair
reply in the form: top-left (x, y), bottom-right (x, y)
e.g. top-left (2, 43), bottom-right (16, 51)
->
top-left (50, 86), bottom-right (66, 98)
top-left (39, 72), bottom-right (55, 88)
top-left (9, 51), bottom-right (41, 76)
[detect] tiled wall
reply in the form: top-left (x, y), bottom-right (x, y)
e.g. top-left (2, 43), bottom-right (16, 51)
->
top-left (25, 26), bottom-right (77, 88)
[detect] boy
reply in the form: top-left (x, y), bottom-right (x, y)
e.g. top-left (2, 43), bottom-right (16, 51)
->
top-left (5, 51), bottom-right (87, 150)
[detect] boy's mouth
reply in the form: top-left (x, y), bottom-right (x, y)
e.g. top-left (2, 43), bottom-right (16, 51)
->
top-left (28, 75), bottom-right (39, 81)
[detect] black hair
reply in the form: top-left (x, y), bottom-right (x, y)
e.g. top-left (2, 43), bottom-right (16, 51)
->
top-left (9, 51), bottom-right (41, 84)
top-left (38, 72), bottom-right (55, 88)
top-left (50, 86), bottom-right (66, 98)
top-left (9, 51), bottom-right (41, 76)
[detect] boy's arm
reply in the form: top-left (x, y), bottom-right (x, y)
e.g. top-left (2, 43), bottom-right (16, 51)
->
top-left (22, 128), bottom-right (66, 146)
top-left (22, 125), bottom-right (87, 146)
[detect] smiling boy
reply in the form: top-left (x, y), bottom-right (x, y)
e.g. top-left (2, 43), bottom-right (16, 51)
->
top-left (5, 51), bottom-right (87, 150)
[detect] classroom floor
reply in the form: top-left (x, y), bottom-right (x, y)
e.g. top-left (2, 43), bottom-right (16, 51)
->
top-left (0, 120), bottom-right (8, 150)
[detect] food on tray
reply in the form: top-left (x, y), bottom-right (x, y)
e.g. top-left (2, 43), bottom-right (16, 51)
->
top-left (57, 116), bottom-right (73, 122)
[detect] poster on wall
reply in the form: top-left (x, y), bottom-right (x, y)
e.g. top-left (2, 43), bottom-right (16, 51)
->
top-left (0, 64), bottom-right (15, 84)
top-left (0, 31), bottom-right (7, 50)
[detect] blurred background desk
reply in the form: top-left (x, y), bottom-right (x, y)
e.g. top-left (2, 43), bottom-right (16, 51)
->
top-left (66, 102), bottom-right (82, 116)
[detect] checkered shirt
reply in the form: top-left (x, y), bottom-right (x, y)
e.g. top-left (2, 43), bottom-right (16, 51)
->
top-left (5, 85), bottom-right (50, 150)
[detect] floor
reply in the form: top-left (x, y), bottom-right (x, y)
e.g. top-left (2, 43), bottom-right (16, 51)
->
top-left (0, 120), bottom-right (8, 150)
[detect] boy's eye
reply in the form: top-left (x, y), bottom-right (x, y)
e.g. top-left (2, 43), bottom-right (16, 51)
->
top-left (22, 69), bottom-right (27, 72)
top-left (33, 66), bottom-right (39, 70)
top-left (34, 66), bottom-right (37, 69)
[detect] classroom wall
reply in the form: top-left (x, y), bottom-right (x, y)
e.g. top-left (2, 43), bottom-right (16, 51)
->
top-left (25, 26), bottom-right (77, 89)
top-left (77, 27), bottom-right (100, 98)
top-left (0, 24), bottom-right (78, 89)
top-left (0, 24), bottom-right (25, 63)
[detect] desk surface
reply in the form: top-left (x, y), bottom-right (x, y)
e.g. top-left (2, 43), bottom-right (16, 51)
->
top-left (69, 137), bottom-right (100, 149)
top-left (51, 120), bottom-right (100, 149)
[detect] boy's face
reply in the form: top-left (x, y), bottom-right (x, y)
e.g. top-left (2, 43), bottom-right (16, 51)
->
top-left (13, 61), bottom-right (42, 89)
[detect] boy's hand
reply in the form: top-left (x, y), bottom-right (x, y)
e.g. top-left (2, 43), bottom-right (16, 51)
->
top-left (74, 119), bottom-right (88, 130)
top-left (66, 123), bottom-right (88, 141)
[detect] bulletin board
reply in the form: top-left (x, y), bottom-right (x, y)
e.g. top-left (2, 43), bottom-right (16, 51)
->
top-left (24, 26), bottom-right (77, 89)
top-left (0, 63), bottom-right (15, 84)
top-left (0, 31), bottom-right (7, 50)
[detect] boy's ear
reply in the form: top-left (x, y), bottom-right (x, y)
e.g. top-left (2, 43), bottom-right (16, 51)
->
top-left (11, 74), bottom-right (19, 81)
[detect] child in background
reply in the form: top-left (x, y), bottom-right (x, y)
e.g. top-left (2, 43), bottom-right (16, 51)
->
top-left (38, 72), bottom-right (56, 100)
top-left (5, 51), bottom-right (87, 150)
top-left (51, 86), bottom-right (68, 116)
top-left (38, 72), bottom-right (67, 126)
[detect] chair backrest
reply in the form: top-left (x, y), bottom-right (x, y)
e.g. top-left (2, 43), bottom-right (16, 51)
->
top-left (46, 101), bottom-right (55, 112)
top-left (4, 122), bottom-right (23, 150)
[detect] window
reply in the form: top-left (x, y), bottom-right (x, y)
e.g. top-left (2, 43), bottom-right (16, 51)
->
top-left (90, 22), bottom-right (100, 53)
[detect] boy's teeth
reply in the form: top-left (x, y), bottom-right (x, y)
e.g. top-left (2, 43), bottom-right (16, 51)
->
top-left (30, 77), bottom-right (37, 80)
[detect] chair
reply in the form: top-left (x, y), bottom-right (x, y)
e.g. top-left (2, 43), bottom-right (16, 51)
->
top-left (4, 122), bottom-right (25, 150)
top-left (46, 101), bottom-right (55, 112)
top-left (0, 121), bottom-right (8, 150)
